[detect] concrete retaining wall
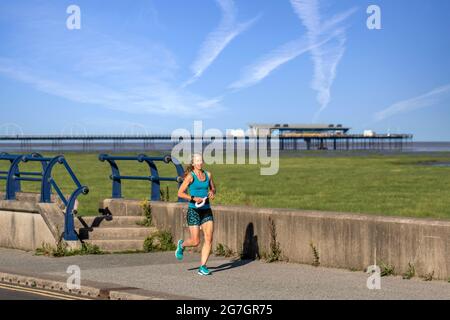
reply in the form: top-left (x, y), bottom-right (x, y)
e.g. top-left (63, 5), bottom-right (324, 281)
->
top-left (0, 193), bottom-right (64, 251)
top-left (102, 199), bottom-right (450, 280)
top-left (0, 211), bottom-right (56, 251)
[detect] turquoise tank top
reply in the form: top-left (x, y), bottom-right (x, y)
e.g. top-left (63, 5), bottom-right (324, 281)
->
top-left (188, 170), bottom-right (210, 209)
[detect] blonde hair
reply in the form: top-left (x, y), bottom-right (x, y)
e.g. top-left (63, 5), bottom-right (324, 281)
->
top-left (184, 153), bottom-right (203, 178)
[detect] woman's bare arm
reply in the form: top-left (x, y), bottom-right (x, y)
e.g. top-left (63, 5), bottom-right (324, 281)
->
top-left (207, 172), bottom-right (216, 200)
top-left (178, 174), bottom-right (193, 201)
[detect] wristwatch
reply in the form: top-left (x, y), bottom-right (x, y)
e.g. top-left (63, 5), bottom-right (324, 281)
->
top-left (190, 195), bottom-right (194, 201)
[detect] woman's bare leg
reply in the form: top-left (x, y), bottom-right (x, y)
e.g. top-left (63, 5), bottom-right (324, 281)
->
top-left (200, 221), bottom-right (214, 266)
top-left (182, 226), bottom-right (200, 248)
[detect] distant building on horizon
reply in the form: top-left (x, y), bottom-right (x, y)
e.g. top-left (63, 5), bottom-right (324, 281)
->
top-left (248, 123), bottom-right (351, 137)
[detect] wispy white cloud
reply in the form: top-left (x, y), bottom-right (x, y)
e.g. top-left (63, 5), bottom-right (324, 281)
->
top-left (196, 96), bottom-right (224, 109)
top-left (184, 0), bottom-right (259, 87)
top-left (320, 8), bottom-right (358, 34)
top-left (228, 1), bottom-right (355, 93)
top-left (0, 0), bottom-right (226, 119)
top-left (374, 84), bottom-right (450, 122)
top-left (229, 32), bottom-right (335, 90)
top-left (0, 54), bottom-right (221, 118)
top-left (0, 8), bottom-right (224, 119)
top-left (310, 31), bottom-right (347, 122)
top-left (290, 0), bottom-right (357, 121)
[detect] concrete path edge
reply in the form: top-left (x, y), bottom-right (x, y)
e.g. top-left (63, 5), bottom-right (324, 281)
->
top-left (0, 269), bottom-right (196, 300)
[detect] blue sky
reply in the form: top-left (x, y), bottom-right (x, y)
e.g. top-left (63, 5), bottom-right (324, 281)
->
top-left (0, 0), bottom-right (449, 141)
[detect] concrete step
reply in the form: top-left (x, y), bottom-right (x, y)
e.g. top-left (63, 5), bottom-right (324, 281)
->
top-left (100, 199), bottom-right (145, 217)
top-left (78, 227), bottom-right (158, 240)
top-left (75, 216), bottom-right (145, 228)
top-left (83, 240), bottom-right (146, 252)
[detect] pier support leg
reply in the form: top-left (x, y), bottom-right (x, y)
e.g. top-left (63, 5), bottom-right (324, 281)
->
top-left (305, 139), bottom-right (311, 151)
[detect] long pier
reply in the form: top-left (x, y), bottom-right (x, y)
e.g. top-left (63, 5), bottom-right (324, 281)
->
top-left (0, 133), bottom-right (413, 153)
top-left (279, 133), bottom-right (413, 151)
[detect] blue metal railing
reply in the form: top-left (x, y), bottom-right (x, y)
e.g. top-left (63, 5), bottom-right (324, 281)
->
top-left (0, 152), bottom-right (89, 241)
top-left (0, 152), bottom-right (47, 196)
top-left (99, 154), bottom-right (187, 202)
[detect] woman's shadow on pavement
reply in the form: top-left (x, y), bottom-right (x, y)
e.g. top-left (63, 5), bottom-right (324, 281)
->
top-left (188, 223), bottom-right (260, 273)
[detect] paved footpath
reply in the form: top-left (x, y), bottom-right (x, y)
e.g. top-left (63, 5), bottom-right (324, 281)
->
top-left (0, 248), bottom-right (449, 300)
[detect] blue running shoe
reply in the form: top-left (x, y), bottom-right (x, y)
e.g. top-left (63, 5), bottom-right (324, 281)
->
top-left (175, 240), bottom-right (184, 261)
top-left (198, 265), bottom-right (211, 276)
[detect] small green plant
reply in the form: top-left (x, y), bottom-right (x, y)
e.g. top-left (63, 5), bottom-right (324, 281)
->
top-left (78, 242), bottom-right (103, 255)
top-left (379, 261), bottom-right (395, 277)
top-left (159, 185), bottom-right (170, 202)
top-left (310, 242), bottom-right (320, 267)
top-left (238, 249), bottom-right (244, 259)
top-left (35, 241), bottom-right (103, 257)
top-left (215, 243), bottom-right (234, 257)
top-left (35, 243), bottom-right (57, 257)
top-left (35, 241), bottom-right (70, 257)
top-left (263, 218), bottom-right (282, 263)
top-left (422, 271), bottom-right (434, 282)
top-left (402, 262), bottom-right (416, 280)
top-left (143, 230), bottom-right (177, 252)
top-left (137, 199), bottom-right (153, 227)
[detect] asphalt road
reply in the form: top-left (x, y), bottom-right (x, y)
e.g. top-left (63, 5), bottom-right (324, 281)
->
top-left (0, 285), bottom-right (67, 300)
top-left (1, 248), bottom-right (449, 300)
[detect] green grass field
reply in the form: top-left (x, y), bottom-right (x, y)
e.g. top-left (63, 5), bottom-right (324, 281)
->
top-left (1, 151), bottom-right (450, 220)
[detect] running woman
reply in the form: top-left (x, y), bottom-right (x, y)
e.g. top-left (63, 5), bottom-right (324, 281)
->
top-left (175, 153), bottom-right (216, 276)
